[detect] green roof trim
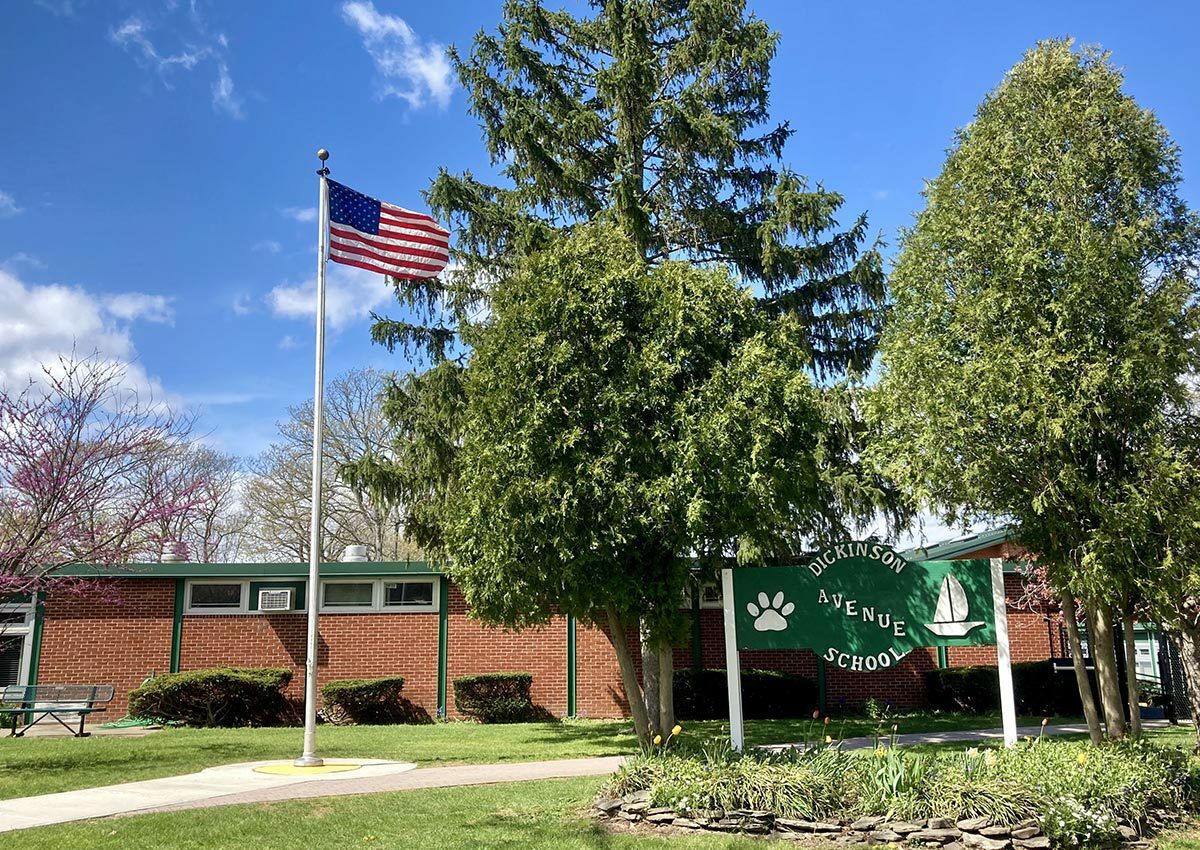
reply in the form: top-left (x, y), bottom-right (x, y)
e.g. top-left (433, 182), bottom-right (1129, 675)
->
top-left (900, 527), bottom-right (1014, 562)
top-left (55, 560), bottom-right (442, 579)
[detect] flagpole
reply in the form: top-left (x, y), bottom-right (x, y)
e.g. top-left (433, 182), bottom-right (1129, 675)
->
top-left (295, 148), bottom-right (331, 768)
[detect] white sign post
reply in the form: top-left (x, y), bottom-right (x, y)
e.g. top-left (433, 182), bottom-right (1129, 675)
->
top-left (991, 558), bottom-right (1018, 746)
top-left (721, 567), bottom-right (745, 752)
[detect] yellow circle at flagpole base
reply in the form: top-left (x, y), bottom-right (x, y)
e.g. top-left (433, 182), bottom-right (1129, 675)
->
top-left (254, 763), bottom-right (362, 776)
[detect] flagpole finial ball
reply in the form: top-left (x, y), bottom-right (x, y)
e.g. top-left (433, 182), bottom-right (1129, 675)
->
top-left (317, 149), bottom-right (329, 161)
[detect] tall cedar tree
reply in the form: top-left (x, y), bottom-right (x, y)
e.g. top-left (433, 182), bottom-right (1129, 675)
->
top-left (359, 0), bottom-right (889, 736)
top-left (867, 41), bottom-right (1200, 743)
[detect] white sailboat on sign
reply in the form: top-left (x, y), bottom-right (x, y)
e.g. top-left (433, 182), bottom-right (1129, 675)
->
top-left (924, 573), bottom-right (985, 637)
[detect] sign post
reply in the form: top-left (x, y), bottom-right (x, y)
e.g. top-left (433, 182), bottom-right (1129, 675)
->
top-left (722, 543), bottom-right (1016, 751)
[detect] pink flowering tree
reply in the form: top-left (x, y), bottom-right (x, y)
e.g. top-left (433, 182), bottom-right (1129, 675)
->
top-left (0, 356), bottom-right (206, 599)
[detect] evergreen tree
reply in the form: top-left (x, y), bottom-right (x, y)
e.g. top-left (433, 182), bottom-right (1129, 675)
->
top-left (867, 40), bottom-right (1200, 742)
top-left (373, 0), bottom-right (885, 378)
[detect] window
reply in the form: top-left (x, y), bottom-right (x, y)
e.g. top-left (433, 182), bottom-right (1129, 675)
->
top-left (383, 579), bottom-right (435, 609)
top-left (699, 583), bottom-right (723, 608)
top-left (322, 581), bottom-right (375, 610)
top-left (188, 582), bottom-right (244, 612)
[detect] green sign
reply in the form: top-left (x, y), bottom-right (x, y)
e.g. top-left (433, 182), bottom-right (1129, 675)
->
top-left (730, 542), bottom-right (997, 672)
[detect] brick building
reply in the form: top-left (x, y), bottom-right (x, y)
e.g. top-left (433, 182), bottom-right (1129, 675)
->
top-left (0, 530), bottom-right (1065, 721)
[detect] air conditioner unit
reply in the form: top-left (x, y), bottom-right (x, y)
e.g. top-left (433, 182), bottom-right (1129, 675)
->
top-left (258, 588), bottom-right (294, 612)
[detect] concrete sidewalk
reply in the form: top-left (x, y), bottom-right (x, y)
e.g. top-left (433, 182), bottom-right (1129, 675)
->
top-left (0, 758), bottom-right (416, 833)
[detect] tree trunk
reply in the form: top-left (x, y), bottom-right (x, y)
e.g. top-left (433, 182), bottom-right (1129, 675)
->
top-left (1062, 594), bottom-right (1104, 745)
top-left (1088, 604), bottom-right (1128, 738)
top-left (1173, 619), bottom-right (1200, 752)
top-left (640, 626), bottom-right (661, 736)
top-left (657, 639), bottom-right (675, 733)
top-left (1121, 598), bottom-right (1142, 739)
top-left (607, 606), bottom-right (651, 748)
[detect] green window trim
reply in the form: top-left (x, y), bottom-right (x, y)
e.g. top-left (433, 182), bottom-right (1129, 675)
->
top-left (171, 578), bottom-right (184, 673)
top-left (566, 615), bottom-right (577, 717)
top-left (436, 577), bottom-right (449, 718)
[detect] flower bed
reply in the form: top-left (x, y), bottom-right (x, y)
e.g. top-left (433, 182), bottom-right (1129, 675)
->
top-left (596, 733), bottom-right (1198, 848)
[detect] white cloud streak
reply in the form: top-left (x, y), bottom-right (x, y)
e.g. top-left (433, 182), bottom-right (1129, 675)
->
top-left (0, 190), bottom-right (22, 218)
top-left (269, 264), bottom-right (392, 330)
top-left (341, 1), bottom-right (453, 110)
top-left (281, 207), bottom-right (318, 223)
top-left (103, 292), bottom-right (175, 325)
top-left (109, 8), bottom-right (244, 119)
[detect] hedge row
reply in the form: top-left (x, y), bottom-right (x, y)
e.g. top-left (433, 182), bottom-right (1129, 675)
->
top-left (453, 672), bottom-right (536, 723)
top-left (674, 668), bottom-right (819, 720)
top-left (128, 667), bottom-right (293, 727)
top-left (321, 676), bottom-right (428, 724)
top-left (925, 659), bottom-right (1097, 715)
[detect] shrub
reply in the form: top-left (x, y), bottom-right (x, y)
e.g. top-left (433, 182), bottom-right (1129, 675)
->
top-left (925, 660), bottom-right (1096, 715)
top-left (128, 667), bottom-right (292, 727)
top-left (453, 672), bottom-right (535, 723)
top-left (602, 738), bottom-right (1198, 844)
top-left (673, 668), bottom-right (818, 720)
top-left (321, 676), bottom-right (423, 724)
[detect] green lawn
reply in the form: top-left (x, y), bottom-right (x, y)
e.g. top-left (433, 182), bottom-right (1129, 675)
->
top-left (0, 711), bottom-right (1079, 801)
top-left (15, 776), bottom-right (766, 850)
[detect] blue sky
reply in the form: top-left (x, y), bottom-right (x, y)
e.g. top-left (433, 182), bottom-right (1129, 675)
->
top-left (3, 0), bottom-right (1199, 464)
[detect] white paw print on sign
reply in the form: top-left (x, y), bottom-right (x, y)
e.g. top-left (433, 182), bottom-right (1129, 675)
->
top-left (747, 591), bottom-right (794, 632)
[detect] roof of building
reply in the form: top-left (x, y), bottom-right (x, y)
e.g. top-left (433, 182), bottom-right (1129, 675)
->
top-left (900, 526), bottom-right (1014, 562)
top-left (54, 560), bottom-right (440, 579)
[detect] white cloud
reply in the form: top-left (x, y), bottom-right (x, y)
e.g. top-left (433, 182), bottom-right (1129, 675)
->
top-left (103, 292), bottom-right (175, 324)
top-left (231, 293), bottom-right (255, 315)
top-left (341, 1), bottom-right (453, 110)
top-left (109, 8), bottom-right (244, 119)
top-left (0, 267), bottom-right (168, 399)
top-left (282, 207), bottom-right (318, 223)
top-left (252, 240), bottom-right (281, 254)
top-left (36, 0), bottom-right (78, 17)
top-left (0, 190), bottom-right (22, 218)
top-left (269, 264), bottom-right (392, 330)
top-left (211, 61), bottom-right (244, 119)
top-left (1, 253), bottom-right (45, 270)
top-left (278, 334), bottom-right (298, 350)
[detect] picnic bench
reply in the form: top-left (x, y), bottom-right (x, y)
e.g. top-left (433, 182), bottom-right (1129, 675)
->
top-left (0, 684), bottom-right (114, 737)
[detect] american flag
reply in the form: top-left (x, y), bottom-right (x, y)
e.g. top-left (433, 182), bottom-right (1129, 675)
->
top-left (326, 179), bottom-right (450, 279)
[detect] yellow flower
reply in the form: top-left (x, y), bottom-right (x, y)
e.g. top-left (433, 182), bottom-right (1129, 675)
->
top-left (984, 751), bottom-right (997, 767)
top-left (874, 747), bottom-right (886, 758)
top-left (653, 734), bottom-right (663, 745)
top-left (1076, 752), bottom-right (1088, 765)
top-left (825, 735), bottom-right (833, 744)
top-left (966, 747), bottom-right (980, 758)
top-left (672, 724), bottom-right (682, 736)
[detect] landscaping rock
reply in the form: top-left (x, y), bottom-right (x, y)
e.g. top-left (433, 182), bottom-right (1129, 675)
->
top-left (673, 818), bottom-right (700, 829)
top-left (928, 819), bottom-right (956, 830)
top-left (1010, 827), bottom-right (1040, 840)
top-left (617, 811), bottom-right (641, 822)
top-left (1118, 825), bottom-right (1139, 841)
top-left (912, 827), bottom-right (964, 843)
top-left (870, 830), bottom-right (904, 843)
top-left (980, 826), bottom-right (1010, 838)
top-left (623, 790), bottom-right (650, 804)
top-left (1014, 838), bottom-right (1049, 850)
top-left (884, 822), bottom-right (924, 835)
top-left (852, 816), bottom-right (888, 831)
top-left (594, 798), bottom-right (622, 815)
top-left (957, 817), bottom-right (991, 831)
top-left (646, 807), bottom-right (674, 817)
top-left (944, 843), bottom-right (966, 850)
top-left (646, 812), bottom-right (675, 825)
top-left (1013, 820), bottom-right (1039, 832)
top-left (813, 822), bottom-right (843, 833)
top-left (962, 833), bottom-right (1010, 850)
top-left (623, 800), bottom-right (649, 815)
top-left (776, 818), bottom-right (814, 832)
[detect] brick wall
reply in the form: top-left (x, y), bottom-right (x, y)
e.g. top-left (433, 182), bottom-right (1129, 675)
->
top-left (444, 585), bottom-right (568, 718)
top-left (38, 579), bottom-right (175, 717)
top-left (575, 618), bottom-right (639, 719)
top-left (180, 610), bottom-right (440, 719)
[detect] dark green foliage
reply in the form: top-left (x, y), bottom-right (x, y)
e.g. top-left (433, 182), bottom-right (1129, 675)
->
top-left (673, 669), bottom-right (818, 720)
top-left (128, 668), bottom-right (292, 727)
top-left (321, 677), bottom-right (428, 725)
top-left (926, 661), bottom-right (1096, 716)
top-left (377, 0), bottom-right (886, 377)
top-left (453, 672), bottom-right (536, 723)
